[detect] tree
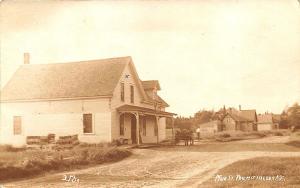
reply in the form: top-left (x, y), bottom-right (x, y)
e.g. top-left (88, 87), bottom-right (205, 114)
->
top-left (287, 103), bottom-right (300, 130)
top-left (174, 117), bottom-right (194, 130)
top-left (194, 110), bottom-right (213, 125)
top-left (279, 110), bottom-right (289, 129)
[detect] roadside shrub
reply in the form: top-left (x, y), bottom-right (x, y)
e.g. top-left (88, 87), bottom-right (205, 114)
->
top-left (247, 132), bottom-right (266, 138)
top-left (111, 139), bottom-right (122, 146)
top-left (0, 146), bottom-right (131, 181)
top-left (77, 142), bottom-right (90, 147)
top-left (286, 141), bottom-right (300, 148)
top-left (85, 147), bottom-right (131, 163)
top-left (274, 132), bottom-right (284, 136)
top-left (215, 131), bottom-right (268, 142)
top-left (295, 132), bottom-right (300, 136)
top-left (0, 145), bottom-right (26, 152)
top-left (219, 133), bottom-right (230, 138)
top-left (260, 130), bottom-right (290, 137)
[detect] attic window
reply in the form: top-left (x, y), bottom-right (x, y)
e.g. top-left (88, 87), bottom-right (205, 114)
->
top-left (121, 83), bottom-right (125, 102)
top-left (83, 114), bottom-right (93, 134)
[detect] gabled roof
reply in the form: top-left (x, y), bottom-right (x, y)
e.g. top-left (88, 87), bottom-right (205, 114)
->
top-left (157, 95), bottom-right (169, 107)
top-left (1, 56), bottom-right (171, 109)
top-left (224, 113), bottom-right (249, 122)
top-left (239, 110), bottom-right (257, 122)
top-left (272, 114), bottom-right (281, 123)
top-left (257, 114), bottom-right (273, 124)
top-left (141, 80), bottom-right (161, 90)
top-left (1, 57), bottom-right (130, 101)
top-left (143, 90), bottom-right (169, 107)
top-left (141, 80), bottom-right (168, 107)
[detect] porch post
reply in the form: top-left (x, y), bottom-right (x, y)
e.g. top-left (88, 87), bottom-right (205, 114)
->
top-left (156, 116), bottom-right (159, 144)
top-left (136, 113), bottom-right (140, 145)
top-left (171, 117), bottom-right (175, 143)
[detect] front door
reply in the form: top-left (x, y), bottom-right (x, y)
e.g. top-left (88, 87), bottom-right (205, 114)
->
top-left (131, 115), bottom-right (137, 144)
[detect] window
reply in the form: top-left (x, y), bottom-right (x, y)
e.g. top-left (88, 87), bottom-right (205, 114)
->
top-left (130, 85), bottom-right (134, 103)
top-left (120, 115), bottom-right (125, 136)
top-left (13, 116), bottom-right (22, 135)
top-left (121, 83), bottom-right (125, 102)
top-left (83, 114), bottom-right (93, 133)
top-left (142, 117), bottom-right (146, 136)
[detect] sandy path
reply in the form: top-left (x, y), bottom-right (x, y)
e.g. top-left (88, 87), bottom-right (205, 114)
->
top-left (4, 149), bottom-right (300, 188)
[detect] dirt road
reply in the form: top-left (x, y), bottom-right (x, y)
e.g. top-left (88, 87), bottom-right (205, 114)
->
top-left (4, 149), bottom-right (300, 188)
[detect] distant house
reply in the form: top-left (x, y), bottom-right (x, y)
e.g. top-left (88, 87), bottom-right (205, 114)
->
top-left (257, 113), bottom-right (279, 131)
top-left (0, 55), bottom-right (176, 146)
top-left (221, 109), bottom-right (257, 131)
top-left (198, 120), bottom-right (222, 135)
top-left (272, 114), bottom-right (281, 129)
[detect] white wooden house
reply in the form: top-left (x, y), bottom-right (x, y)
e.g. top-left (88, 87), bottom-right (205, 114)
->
top-left (257, 114), bottom-right (278, 131)
top-left (197, 120), bottom-right (222, 136)
top-left (0, 56), bottom-right (175, 146)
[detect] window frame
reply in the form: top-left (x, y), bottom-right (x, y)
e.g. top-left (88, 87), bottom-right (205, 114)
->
top-left (13, 116), bottom-right (22, 135)
top-left (83, 113), bottom-right (94, 134)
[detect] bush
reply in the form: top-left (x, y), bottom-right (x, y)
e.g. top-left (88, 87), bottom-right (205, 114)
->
top-left (274, 132), bottom-right (284, 136)
top-left (0, 146), bottom-right (131, 181)
top-left (248, 132), bottom-right (266, 138)
top-left (295, 132), bottom-right (300, 136)
top-left (219, 133), bottom-right (231, 138)
top-left (111, 139), bottom-right (122, 146)
top-left (0, 145), bottom-right (26, 152)
top-left (286, 141), bottom-right (300, 148)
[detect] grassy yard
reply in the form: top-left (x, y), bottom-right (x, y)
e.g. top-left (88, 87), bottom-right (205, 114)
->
top-left (290, 131), bottom-right (300, 140)
top-left (213, 130), bottom-right (290, 142)
top-left (152, 142), bottom-right (300, 152)
top-left (0, 144), bottom-right (131, 182)
top-left (201, 157), bottom-right (300, 188)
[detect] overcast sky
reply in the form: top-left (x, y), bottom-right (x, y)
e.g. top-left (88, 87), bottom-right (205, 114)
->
top-left (1, 0), bottom-right (300, 116)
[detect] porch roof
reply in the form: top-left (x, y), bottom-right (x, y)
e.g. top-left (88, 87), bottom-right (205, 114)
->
top-left (117, 104), bottom-right (176, 117)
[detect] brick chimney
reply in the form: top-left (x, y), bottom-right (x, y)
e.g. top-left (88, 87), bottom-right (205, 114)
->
top-left (24, 53), bottom-right (30, 64)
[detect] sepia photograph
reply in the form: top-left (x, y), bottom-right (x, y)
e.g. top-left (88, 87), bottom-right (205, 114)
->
top-left (0, 0), bottom-right (300, 187)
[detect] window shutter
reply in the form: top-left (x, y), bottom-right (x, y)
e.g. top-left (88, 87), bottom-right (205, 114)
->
top-left (83, 114), bottom-right (93, 133)
top-left (13, 116), bottom-right (22, 135)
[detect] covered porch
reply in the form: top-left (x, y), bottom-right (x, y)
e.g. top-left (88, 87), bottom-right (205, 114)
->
top-left (117, 105), bottom-right (176, 145)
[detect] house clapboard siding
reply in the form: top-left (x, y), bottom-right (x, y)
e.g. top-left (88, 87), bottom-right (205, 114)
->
top-left (1, 99), bottom-right (112, 146)
top-left (0, 56), bottom-right (175, 146)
